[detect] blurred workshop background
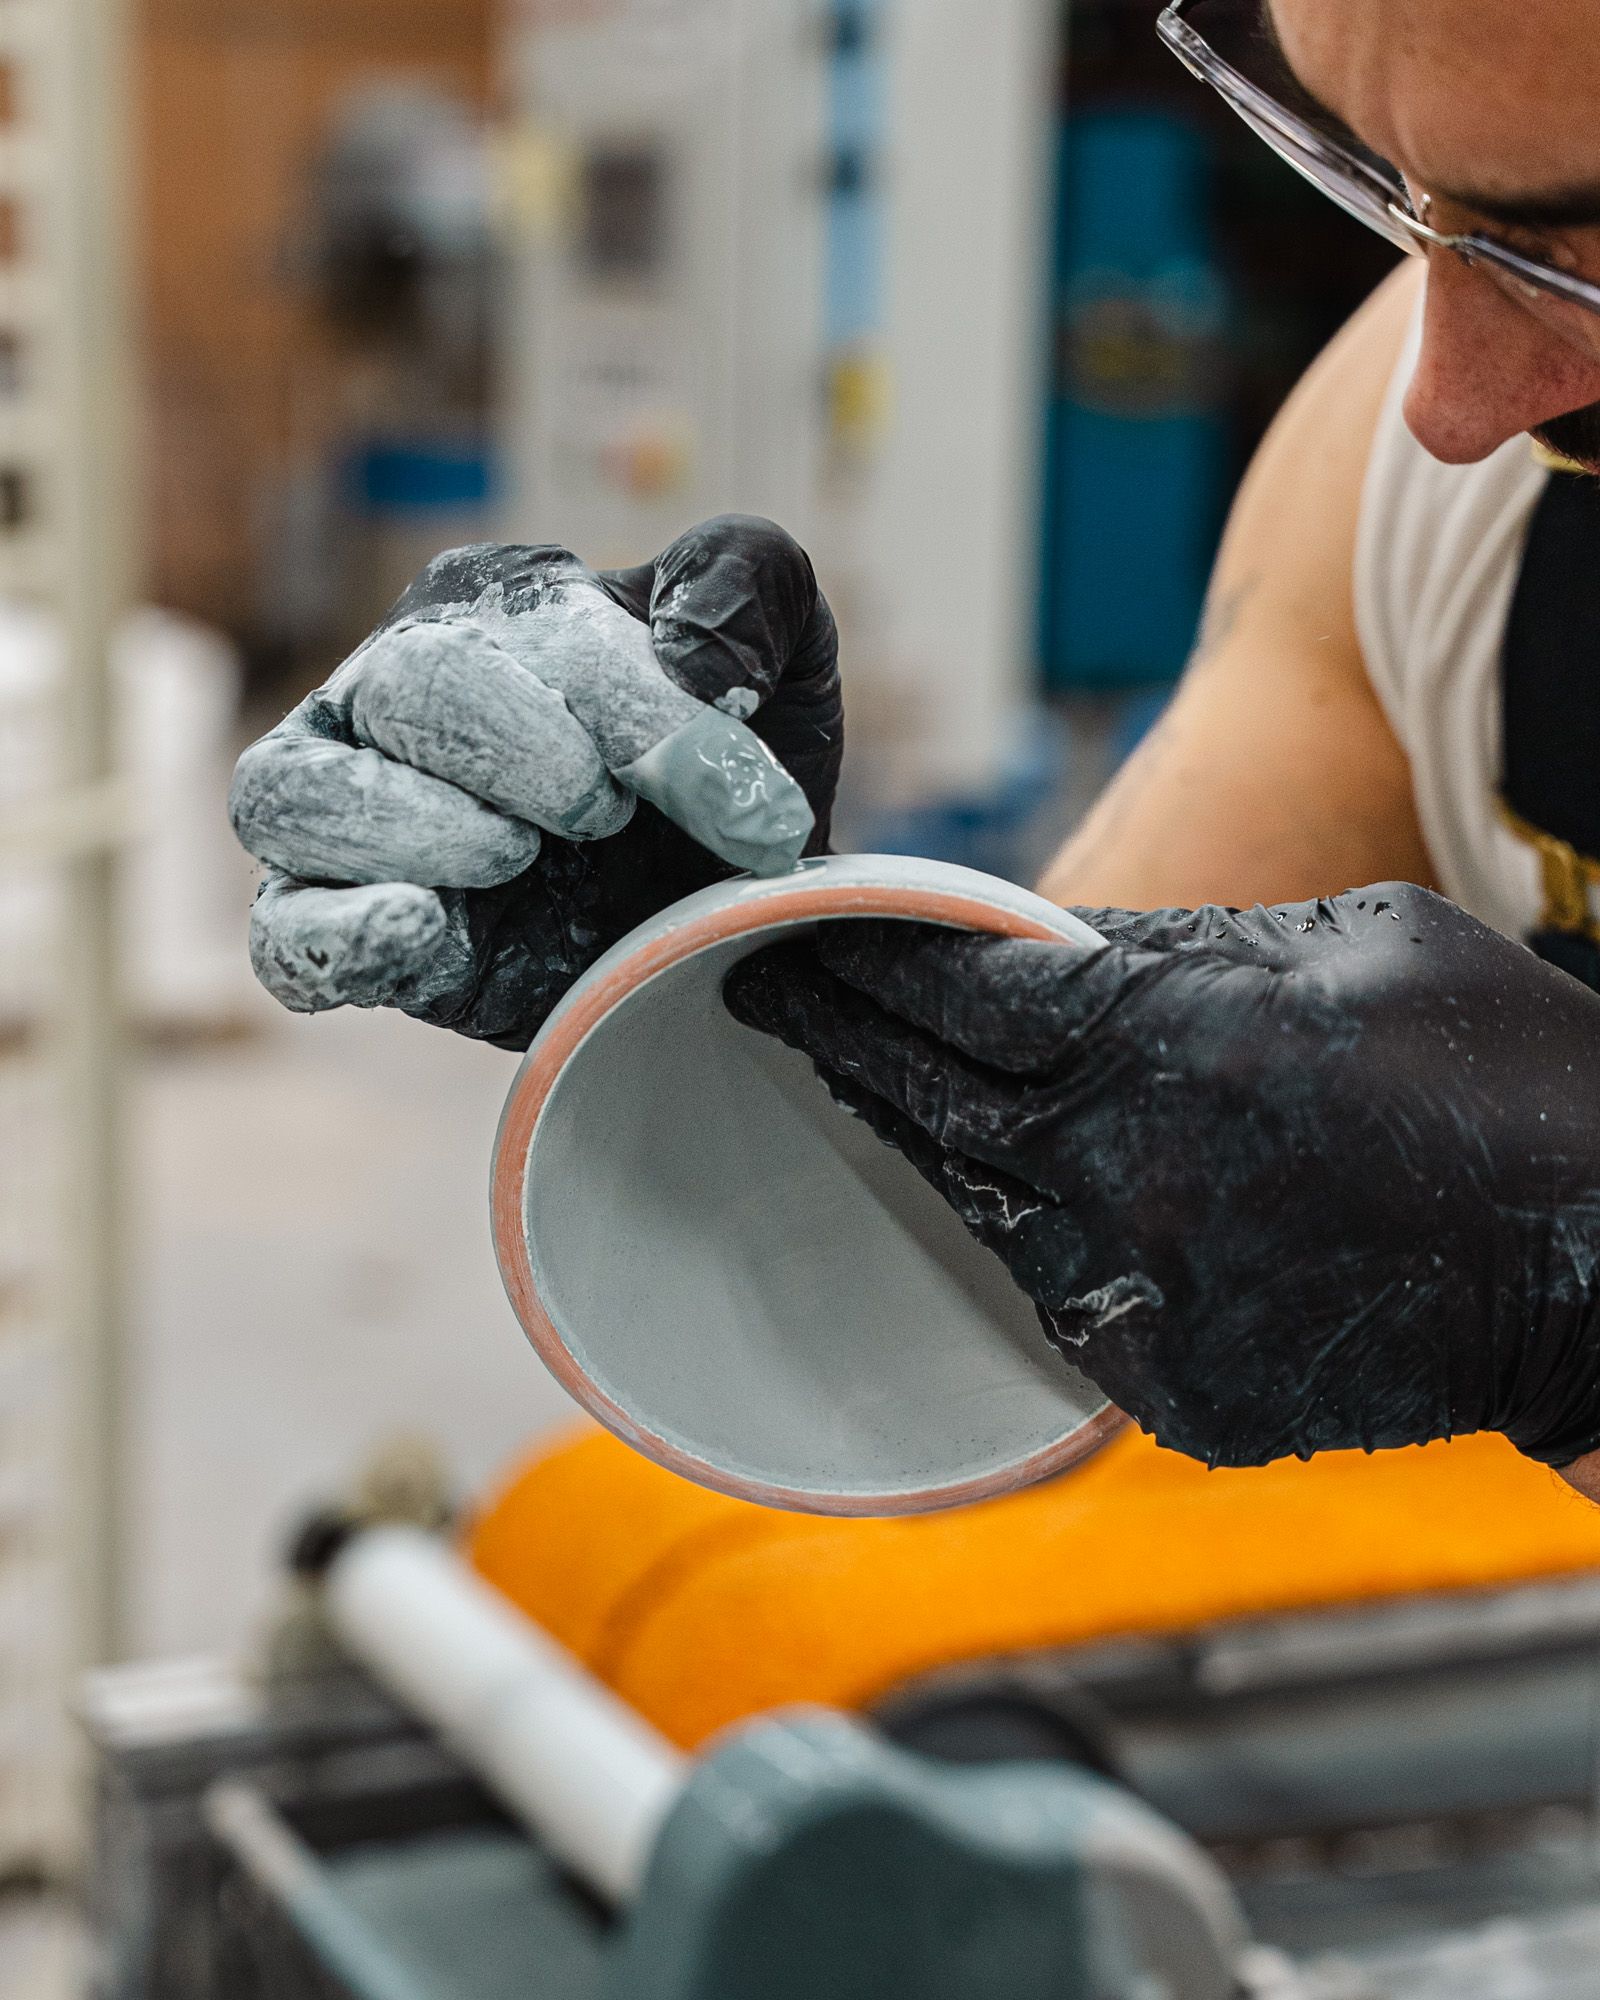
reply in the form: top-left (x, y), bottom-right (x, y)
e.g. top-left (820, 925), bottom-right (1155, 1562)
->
top-left (0, 0), bottom-right (1416, 1991)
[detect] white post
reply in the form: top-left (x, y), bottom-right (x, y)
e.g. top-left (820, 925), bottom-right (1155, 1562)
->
top-left (867, 0), bottom-right (1059, 798)
top-left (326, 1528), bottom-right (689, 1908)
top-left (46, 0), bottom-right (139, 1682)
top-left (498, 0), bottom-right (826, 564)
top-left (0, 0), bottom-right (136, 1868)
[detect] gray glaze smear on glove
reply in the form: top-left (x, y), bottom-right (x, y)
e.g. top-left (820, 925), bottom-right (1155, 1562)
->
top-left (463, 569), bottom-right (814, 874)
top-left (233, 517), bottom-right (843, 1047)
top-left (231, 712), bottom-right (547, 891)
top-left (233, 552), bottom-right (814, 889)
top-left (336, 620), bottom-right (636, 843)
top-left (620, 707), bottom-right (813, 877)
top-left (249, 869), bottom-right (468, 1015)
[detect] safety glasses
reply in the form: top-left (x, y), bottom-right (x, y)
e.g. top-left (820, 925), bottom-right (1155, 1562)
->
top-left (1157, 0), bottom-right (1600, 333)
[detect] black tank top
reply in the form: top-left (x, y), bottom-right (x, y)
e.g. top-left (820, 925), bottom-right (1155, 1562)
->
top-left (1501, 466), bottom-right (1600, 991)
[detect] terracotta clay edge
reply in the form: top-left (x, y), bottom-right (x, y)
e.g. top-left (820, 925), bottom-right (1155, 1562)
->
top-left (490, 881), bottom-right (1131, 1516)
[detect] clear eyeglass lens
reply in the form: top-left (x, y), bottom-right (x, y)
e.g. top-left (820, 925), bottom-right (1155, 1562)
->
top-left (1483, 253), bottom-right (1583, 315)
top-left (1233, 102), bottom-right (1413, 248)
top-left (1199, 55), bottom-right (1409, 243)
top-left (1473, 256), bottom-right (1600, 358)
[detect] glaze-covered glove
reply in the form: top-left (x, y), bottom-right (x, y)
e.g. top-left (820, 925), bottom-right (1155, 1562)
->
top-left (231, 517), bottom-right (841, 1049)
top-left (724, 885), bottom-right (1600, 1470)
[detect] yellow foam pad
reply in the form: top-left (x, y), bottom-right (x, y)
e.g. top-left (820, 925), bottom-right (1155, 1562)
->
top-left (467, 1425), bottom-right (1600, 1751)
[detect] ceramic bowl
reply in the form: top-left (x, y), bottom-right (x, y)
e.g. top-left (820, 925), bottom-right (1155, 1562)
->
top-left (491, 854), bottom-right (1126, 1516)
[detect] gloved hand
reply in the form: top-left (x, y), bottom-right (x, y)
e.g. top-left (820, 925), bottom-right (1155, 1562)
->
top-left (231, 517), bottom-right (841, 1049)
top-left (724, 885), bottom-right (1600, 1471)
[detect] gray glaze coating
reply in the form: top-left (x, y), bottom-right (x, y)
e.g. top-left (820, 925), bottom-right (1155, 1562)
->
top-left (231, 546), bottom-right (823, 1023)
top-left (339, 619), bottom-right (637, 842)
top-left (619, 709), bottom-right (813, 878)
top-left (249, 869), bottom-right (471, 1015)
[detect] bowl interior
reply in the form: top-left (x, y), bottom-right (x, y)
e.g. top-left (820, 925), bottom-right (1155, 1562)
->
top-left (520, 916), bottom-right (1110, 1509)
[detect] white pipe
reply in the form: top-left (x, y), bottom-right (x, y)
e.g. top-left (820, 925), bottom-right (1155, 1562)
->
top-left (325, 1526), bottom-right (688, 1907)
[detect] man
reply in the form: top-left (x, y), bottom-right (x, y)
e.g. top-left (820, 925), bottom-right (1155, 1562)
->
top-left (231, 0), bottom-right (1600, 1497)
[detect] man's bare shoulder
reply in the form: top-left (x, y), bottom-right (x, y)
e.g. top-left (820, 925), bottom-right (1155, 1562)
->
top-left (1039, 261), bottom-right (1436, 912)
top-left (1225, 258), bottom-right (1420, 601)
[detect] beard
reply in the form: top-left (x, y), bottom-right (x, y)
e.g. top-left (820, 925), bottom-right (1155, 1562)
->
top-left (1534, 400), bottom-right (1600, 474)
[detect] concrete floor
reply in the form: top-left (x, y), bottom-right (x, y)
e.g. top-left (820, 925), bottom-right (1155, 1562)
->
top-left (0, 1895), bottom-right (82, 2000)
top-left (127, 989), bottom-right (577, 1663)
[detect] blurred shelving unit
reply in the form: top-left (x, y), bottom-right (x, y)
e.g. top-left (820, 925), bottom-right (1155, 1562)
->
top-left (0, 0), bottom-right (136, 1872)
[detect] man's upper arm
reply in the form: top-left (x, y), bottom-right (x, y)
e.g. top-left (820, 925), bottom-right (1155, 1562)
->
top-left (1038, 262), bottom-right (1438, 914)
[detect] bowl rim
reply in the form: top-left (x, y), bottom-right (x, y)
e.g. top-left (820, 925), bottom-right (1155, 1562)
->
top-left (491, 863), bottom-right (1130, 1516)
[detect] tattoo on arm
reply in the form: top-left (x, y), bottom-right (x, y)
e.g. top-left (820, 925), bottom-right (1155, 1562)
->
top-left (1190, 572), bottom-right (1260, 676)
top-left (1036, 571), bottom-right (1262, 900)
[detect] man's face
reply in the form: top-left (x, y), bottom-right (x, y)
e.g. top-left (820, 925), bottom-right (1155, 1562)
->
top-left (1269, 0), bottom-right (1600, 469)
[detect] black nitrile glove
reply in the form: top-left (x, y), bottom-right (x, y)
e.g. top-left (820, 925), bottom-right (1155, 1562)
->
top-left (231, 517), bottom-right (841, 1050)
top-left (724, 885), bottom-right (1600, 1471)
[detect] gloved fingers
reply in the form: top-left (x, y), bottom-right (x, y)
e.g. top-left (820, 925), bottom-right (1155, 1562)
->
top-left (1071, 903), bottom-right (1286, 959)
top-left (1077, 893), bottom-right (1443, 971)
top-left (486, 565), bottom-right (815, 877)
top-left (476, 565), bottom-right (701, 762)
top-left (248, 870), bottom-right (476, 1017)
top-left (820, 1061), bottom-right (1095, 1299)
top-left (377, 540), bottom-right (528, 626)
top-left (230, 702), bottom-right (544, 891)
top-left (810, 920), bottom-right (1191, 1077)
top-left (340, 533), bottom-right (819, 870)
top-left (594, 559), bottom-right (656, 622)
top-left (604, 517), bottom-right (842, 840)
top-left (331, 620), bottom-right (634, 841)
top-left (823, 1050), bottom-right (1166, 1426)
top-left (645, 517), bottom-right (843, 836)
top-left (646, 516), bottom-right (833, 710)
top-left (830, 1051), bottom-right (1163, 1393)
top-left (617, 709), bottom-right (815, 876)
top-left (723, 940), bottom-right (1040, 1169)
top-left (817, 1060), bottom-right (1005, 1235)
top-left (812, 923), bottom-right (1083, 1071)
top-left (385, 534), bottom-right (822, 872)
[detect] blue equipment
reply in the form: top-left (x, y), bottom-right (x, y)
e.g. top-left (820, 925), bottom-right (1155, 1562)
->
top-left (1039, 110), bottom-right (1234, 693)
